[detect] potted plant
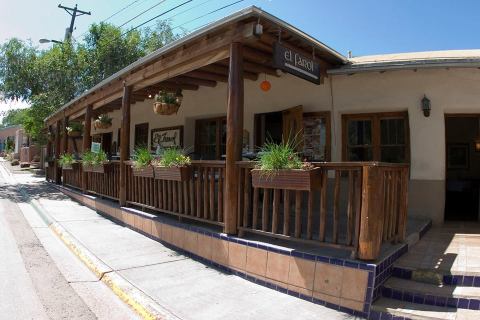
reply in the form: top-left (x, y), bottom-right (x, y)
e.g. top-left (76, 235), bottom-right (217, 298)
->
top-left (131, 147), bottom-right (154, 178)
top-left (82, 150), bottom-right (110, 173)
top-left (58, 153), bottom-right (76, 170)
top-left (152, 89), bottom-right (183, 115)
top-left (94, 114), bottom-right (112, 130)
top-left (152, 148), bottom-right (191, 181)
top-left (66, 122), bottom-right (83, 137)
top-left (251, 140), bottom-right (321, 191)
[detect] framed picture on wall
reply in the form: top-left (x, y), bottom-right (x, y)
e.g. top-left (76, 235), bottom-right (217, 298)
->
top-left (151, 126), bottom-right (183, 152)
top-left (447, 143), bottom-right (469, 169)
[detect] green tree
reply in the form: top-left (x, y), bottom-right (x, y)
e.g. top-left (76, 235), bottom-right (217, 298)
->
top-left (0, 20), bottom-right (179, 142)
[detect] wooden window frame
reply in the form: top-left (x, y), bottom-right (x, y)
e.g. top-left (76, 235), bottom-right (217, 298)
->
top-left (195, 116), bottom-right (227, 160)
top-left (342, 111), bottom-right (410, 163)
top-left (303, 111), bottom-right (332, 162)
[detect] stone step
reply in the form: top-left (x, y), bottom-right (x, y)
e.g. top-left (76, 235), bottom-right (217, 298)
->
top-left (392, 266), bottom-right (480, 287)
top-left (371, 298), bottom-right (456, 320)
top-left (382, 278), bottom-right (480, 310)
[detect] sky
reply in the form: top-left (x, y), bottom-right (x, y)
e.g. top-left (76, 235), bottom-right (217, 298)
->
top-left (1, 0), bottom-right (479, 118)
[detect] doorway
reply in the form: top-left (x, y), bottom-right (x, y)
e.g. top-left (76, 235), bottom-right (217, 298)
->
top-left (445, 115), bottom-right (480, 221)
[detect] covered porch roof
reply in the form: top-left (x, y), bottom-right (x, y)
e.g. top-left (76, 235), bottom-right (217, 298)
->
top-left (45, 6), bottom-right (347, 126)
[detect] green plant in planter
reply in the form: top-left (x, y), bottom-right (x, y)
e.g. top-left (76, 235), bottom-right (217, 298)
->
top-left (66, 122), bottom-right (83, 135)
top-left (132, 147), bottom-right (154, 169)
top-left (154, 148), bottom-right (191, 168)
top-left (93, 150), bottom-right (108, 165)
top-left (97, 114), bottom-right (112, 124)
top-left (58, 153), bottom-right (75, 167)
top-left (256, 139), bottom-right (303, 171)
top-left (82, 150), bottom-right (109, 167)
top-left (81, 150), bottom-right (95, 166)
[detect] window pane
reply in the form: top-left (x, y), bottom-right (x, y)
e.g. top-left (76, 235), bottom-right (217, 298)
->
top-left (348, 120), bottom-right (372, 146)
top-left (381, 118), bottom-right (405, 145)
top-left (348, 147), bottom-right (373, 161)
top-left (381, 146), bottom-right (406, 163)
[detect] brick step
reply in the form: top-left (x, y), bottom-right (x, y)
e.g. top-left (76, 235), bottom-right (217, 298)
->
top-left (382, 278), bottom-right (480, 310)
top-left (392, 266), bottom-right (480, 287)
top-left (370, 298), bottom-right (478, 320)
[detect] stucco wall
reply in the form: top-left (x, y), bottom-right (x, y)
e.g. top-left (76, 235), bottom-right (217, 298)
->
top-left (89, 67), bottom-right (480, 224)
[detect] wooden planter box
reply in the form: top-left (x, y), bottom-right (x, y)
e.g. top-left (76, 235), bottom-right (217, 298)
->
top-left (83, 163), bottom-right (111, 173)
top-left (154, 166), bottom-right (191, 181)
top-left (62, 164), bottom-right (74, 170)
top-left (132, 165), bottom-right (154, 178)
top-left (251, 168), bottom-right (321, 191)
top-left (67, 131), bottom-right (82, 138)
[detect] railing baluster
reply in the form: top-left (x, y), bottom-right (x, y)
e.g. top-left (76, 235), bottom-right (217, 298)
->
top-left (173, 180), bottom-right (178, 212)
top-left (252, 187), bottom-right (259, 229)
top-left (196, 167), bottom-right (202, 218)
top-left (295, 190), bottom-right (301, 238)
top-left (347, 171), bottom-right (354, 245)
top-left (283, 190), bottom-right (290, 236)
top-left (217, 168), bottom-right (223, 222)
top-left (262, 189), bottom-right (270, 231)
top-left (319, 169), bottom-right (327, 241)
top-left (307, 191), bottom-right (313, 240)
top-left (272, 189), bottom-right (281, 234)
top-left (209, 168), bottom-right (215, 220)
top-left (203, 168), bottom-right (209, 219)
top-left (333, 171), bottom-right (341, 244)
top-left (183, 181), bottom-right (189, 215)
top-left (189, 176), bottom-right (195, 217)
top-left (243, 169), bottom-right (250, 228)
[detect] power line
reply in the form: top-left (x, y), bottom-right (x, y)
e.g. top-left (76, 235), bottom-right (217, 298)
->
top-left (121, 0), bottom-right (193, 35)
top-left (172, 0), bottom-right (245, 30)
top-left (102, 0), bottom-right (144, 22)
top-left (118, 0), bottom-right (168, 28)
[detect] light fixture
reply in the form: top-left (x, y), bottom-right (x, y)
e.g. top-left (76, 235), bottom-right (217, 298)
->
top-left (175, 89), bottom-right (183, 105)
top-left (260, 73), bottom-right (271, 92)
top-left (421, 95), bottom-right (431, 117)
top-left (148, 93), bottom-right (152, 99)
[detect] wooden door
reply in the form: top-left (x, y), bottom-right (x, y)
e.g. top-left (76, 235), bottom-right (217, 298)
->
top-left (282, 105), bottom-right (304, 150)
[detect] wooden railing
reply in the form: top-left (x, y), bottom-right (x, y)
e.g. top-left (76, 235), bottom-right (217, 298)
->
top-left (63, 163), bottom-right (83, 190)
top-left (54, 158), bottom-right (408, 260)
top-left (237, 161), bottom-right (409, 260)
top-left (125, 160), bottom-right (225, 227)
top-left (85, 161), bottom-right (120, 200)
top-left (45, 162), bottom-right (56, 182)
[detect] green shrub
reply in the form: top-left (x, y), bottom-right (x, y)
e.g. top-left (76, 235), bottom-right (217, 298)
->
top-left (132, 147), bottom-right (153, 169)
top-left (82, 150), bottom-right (95, 166)
top-left (58, 153), bottom-right (75, 167)
top-left (153, 148), bottom-right (191, 168)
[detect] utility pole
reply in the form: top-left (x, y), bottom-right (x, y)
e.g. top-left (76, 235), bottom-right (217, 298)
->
top-left (58, 3), bottom-right (91, 41)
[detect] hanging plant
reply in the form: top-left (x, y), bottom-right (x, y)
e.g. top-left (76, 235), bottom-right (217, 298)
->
top-left (94, 114), bottom-right (112, 129)
top-left (66, 122), bottom-right (83, 137)
top-left (153, 89), bottom-right (183, 115)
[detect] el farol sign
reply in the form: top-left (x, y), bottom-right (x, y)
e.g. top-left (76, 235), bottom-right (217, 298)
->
top-left (273, 42), bottom-right (321, 84)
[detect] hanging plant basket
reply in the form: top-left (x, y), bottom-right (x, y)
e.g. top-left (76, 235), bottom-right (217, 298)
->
top-left (153, 102), bottom-right (180, 115)
top-left (251, 168), bottom-right (321, 191)
top-left (132, 165), bottom-right (155, 178)
top-left (67, 130), bottom-right (82, 137)
top-left (154, 166), bottom-right (191, 182)
top-left (94, 120), bottom-right (112, 130)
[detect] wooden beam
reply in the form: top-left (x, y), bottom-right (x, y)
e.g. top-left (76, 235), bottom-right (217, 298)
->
top-left (82, 105), bottom-right (92, 192)
top-left (174, 76), bottom-right (217, 87)
top-left (119, 85), bottom-right (132, 206)
top-left (185, 70), bottom-right (228, 82)
top-left (217, 59), bottom-right (279, 77)
top-left (224, 42), bottom-right (244, 235)
top-left (202, 63), bottom-right (258, 81)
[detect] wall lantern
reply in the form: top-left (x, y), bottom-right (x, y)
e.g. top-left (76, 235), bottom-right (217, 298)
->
top-left (421, 95), bottom-right (431, 117)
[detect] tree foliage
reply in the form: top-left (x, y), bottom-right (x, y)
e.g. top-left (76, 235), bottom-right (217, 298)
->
top-left (0, 20), bottom-right (181, 142)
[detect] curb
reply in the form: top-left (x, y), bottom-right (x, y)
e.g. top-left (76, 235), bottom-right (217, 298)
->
top-left (8, 170), bottom-right (182, 320)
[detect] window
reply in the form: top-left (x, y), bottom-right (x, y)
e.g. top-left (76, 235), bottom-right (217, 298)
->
top-left (343, 112), bottom-right (409, 163)
top-left (195, 116), bottom-right (226, 160)
top-left (134, 123), bottom-right (149, 149)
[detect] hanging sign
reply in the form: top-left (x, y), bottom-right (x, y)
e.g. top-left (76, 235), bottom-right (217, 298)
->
top-left (91, 142), bottom-right (101, 153)
top-left (273, 42), bottom-right (321, 84)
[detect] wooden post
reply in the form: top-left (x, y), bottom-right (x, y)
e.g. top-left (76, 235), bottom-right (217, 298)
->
top-left (358, 164), bottom-right (385, 260)
top-left (119, 85), bottom-right (132, 206)
top-left (54, 120), bottom-right (62, 184)
top-left (82, 105), bottom-right (92, 192)
top-left (62, 113), bottom-right (69, 154)
top-left (396, 167), bottom-right (409, 242)
top-left (224, 42), bottom-right (244, 235)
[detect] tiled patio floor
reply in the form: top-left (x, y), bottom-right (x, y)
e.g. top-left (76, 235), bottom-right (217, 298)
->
top-left (396, 222), bottom-right (480, 275)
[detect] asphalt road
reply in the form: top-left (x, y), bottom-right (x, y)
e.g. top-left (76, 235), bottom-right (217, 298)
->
top-left (0, 161), bottom-right (139, 320)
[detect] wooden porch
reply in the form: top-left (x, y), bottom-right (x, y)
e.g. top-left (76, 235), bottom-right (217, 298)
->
top-left (44, 8), bottom-right (409, 261)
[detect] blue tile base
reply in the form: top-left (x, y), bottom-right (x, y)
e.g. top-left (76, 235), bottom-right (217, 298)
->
top-left (392, 266), bottom-right (480, 288)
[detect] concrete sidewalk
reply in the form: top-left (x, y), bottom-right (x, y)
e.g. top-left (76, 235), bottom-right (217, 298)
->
top-left (10, 169), bottom-right (355, 319)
